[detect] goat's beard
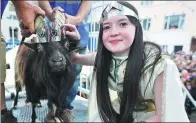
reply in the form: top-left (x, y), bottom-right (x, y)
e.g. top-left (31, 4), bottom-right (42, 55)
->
top-left (50, 66), bottom-right (66, 76)
top-left (50, 65), bottom-right (66, 73)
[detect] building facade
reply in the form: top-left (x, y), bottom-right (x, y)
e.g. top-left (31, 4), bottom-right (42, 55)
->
top-left (128, 1), bottom-right (196, 53)
top-left (1, 2), bottom-right (21, 52)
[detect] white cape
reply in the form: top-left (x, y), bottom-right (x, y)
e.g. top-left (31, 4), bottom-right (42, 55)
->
top-left (88, 58), bottom-right (189, 122)
top-left (162, 59), bottom-right (189, 122)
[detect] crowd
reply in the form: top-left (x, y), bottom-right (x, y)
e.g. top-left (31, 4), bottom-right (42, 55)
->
top-left (173, 51), bottom-right (196, 116)
top-left (173, 51), bottom-right (196, 90)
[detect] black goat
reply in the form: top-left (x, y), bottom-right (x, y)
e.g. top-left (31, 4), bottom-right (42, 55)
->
top-left (13, 23), bottom-right (78, 122)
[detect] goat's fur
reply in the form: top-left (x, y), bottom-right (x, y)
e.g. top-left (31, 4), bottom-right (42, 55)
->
top-left (13, 38), bottom-right (75, 122)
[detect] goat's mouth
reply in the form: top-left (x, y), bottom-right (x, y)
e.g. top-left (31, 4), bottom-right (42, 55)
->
top-left (50, 65), bottom-right (66, 73)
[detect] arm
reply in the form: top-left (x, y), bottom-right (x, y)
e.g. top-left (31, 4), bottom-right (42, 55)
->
top-left (74, 0), bottom-right (91, 25)
top-left (71, 52), bottom-right (96, 66)
top-left (12, 1), bottom-right (45, 33)
top-left (145, 59), bottom-right (189, 122)
top-left (38, 1), bottom-right (91, 25)
top-left (38, 1), bottom-right (56, 21)
top-left (145, 72), bottom-right (163, 122)
top-left (61, 23), bottom-right (96, 66)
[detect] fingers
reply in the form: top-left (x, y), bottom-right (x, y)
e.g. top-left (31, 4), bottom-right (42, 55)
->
top-left (19, 21), bottom-right (32, 37)
top-left (53, 6), bottom-right (64, 13)
top-left (65, 29), bottom-right (80, 41)
top-left (20, 18), bottom-right (35, 33)
top-left (35, 5), bottom-right (45, 17)
top-left (29, 6), bottom-right (45, 33)
top-left (19, 21), bottom-right (28, 29)
top-left (21, 29), bottom-right (32, 37)
top-left (61, 24), bottom-right (80, 40)
top-left (64, 13), bottom-right (69, 24)
top-left (62, 24), bottom-right (77, 31)
top-left (21, 30), bottom-right (31, 36)
top-left (65, 31), bottom-right (77, 39)
top-left (28, 22), bottom-right (36, 33)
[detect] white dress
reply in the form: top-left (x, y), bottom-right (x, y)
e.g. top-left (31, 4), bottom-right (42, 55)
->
top-left (88, 45), bottom-right (189, 122)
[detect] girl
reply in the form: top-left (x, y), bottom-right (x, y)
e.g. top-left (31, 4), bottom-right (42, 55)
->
top-left (68, 1), bottom-right (189, 122)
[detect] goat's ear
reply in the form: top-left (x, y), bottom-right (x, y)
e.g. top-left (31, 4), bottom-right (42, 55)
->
top-left (22, 42), bottom-right (38, 52)
top-left (21, 35), bottom-right (39, 52)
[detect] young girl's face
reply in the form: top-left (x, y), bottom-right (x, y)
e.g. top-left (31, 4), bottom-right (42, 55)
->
top-left (102, 15), bottom-right (136, 57)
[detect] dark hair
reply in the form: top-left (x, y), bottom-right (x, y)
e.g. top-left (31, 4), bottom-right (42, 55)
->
top-left (95, 1), bottom-right (162, 123)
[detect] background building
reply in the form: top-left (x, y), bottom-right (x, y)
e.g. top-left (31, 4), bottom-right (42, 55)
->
top-left (128, 1), bottom-right (196, 54)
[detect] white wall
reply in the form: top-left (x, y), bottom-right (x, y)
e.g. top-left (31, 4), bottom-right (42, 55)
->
top-left (145, 30), bottom-right (192, 53)
top-left (127, 1), bottom-right (196, 53)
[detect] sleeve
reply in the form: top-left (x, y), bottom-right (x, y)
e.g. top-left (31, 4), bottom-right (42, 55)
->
top-left (162, 58), bottom-right (189, 122)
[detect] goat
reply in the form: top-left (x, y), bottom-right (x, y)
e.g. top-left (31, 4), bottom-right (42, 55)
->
top-left (13, 22), bottom-right (78, 122)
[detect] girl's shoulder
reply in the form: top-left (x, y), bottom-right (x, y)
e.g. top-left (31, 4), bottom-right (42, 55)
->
top-left (143, 42), bottom-right (174, 73)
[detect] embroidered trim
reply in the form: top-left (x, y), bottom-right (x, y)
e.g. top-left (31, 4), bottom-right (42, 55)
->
top-left (108, 56), bottom-right (128, 92)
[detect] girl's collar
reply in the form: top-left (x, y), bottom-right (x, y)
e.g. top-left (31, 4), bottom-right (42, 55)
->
top-left (112, 55), bottom-right (128, 60)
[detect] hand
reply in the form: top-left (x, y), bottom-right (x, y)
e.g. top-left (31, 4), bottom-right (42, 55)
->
top-left (48, 7), bottom-right (80, 25)
top-left (19, 21), bottom-right (32, 37)
top-left (48, 6), bottom-right (65, 22)
top-left (61, 24), bottom-right (80, 41)
top-left (64, 13), bottom-right (81, 25)
top-left (15, 2), bottom-right (45, 33)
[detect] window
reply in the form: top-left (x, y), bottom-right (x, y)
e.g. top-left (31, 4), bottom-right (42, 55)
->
top-left (12, 15), bottom-right (17, 20)
top-left (164, 14), bottom-right (185, 30)
top-left (174, 45), bottom-right (183, 53)
top-left (88, 23), bottom-right (91, 32)
top-left (141, 1), bottom-right (152, 6)
top-left (7, 15), bottom-right (12, 20)
top-left (92, 22), bottom-right (94, 32)
top-left (89, 22), bottom-right (99, 32)
top-left (160, 45), bottom-right (168, 53)
top-left (9, 27), bottom-right (18, 40)
top-left (9, 27), bottom-right (12, 39)
top-left (140, 18), bottom-right (151, 31)
top-left (95, 22), bottom-right (99, 32)
top-left (6, 15), bottom-right (18, 20)
top-left (14, 28), bottom-right (18, 40)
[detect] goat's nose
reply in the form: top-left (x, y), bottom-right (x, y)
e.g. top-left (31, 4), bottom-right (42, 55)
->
top-left (52, 57), bottom-right (63, 62)
top-left (51, 51), bottom-right (64, 63)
